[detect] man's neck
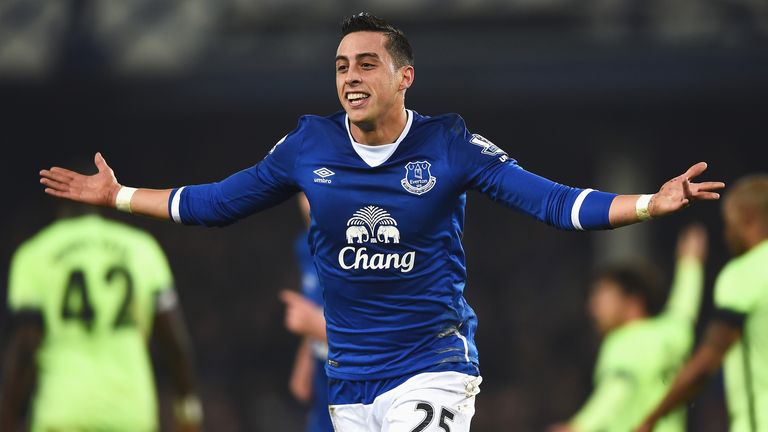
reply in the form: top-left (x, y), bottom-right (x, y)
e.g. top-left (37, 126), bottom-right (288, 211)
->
top-left (745, 228), bottom-right (768, 252)
top-left (350, 108), bottom-right (408, 146)
top-left (624, 306), bottom-right (648, 324)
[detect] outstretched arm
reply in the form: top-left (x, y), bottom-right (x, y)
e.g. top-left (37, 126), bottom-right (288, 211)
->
top-left (635, 321), bottom-right (740, 432)
top-left (608, 162), bottom-right (724, 228)
top-left (40, 153), bottom-right (172, 219)
top-left (663, 224), bottom-right (707, 323)
top-left (465, 147), bottom-right (723, 231)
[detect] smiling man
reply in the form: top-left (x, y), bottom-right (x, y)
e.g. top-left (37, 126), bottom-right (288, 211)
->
top-left (39, 13), bottom-right (724, 432)
top-left (335, 26), bottom-right (413, 145)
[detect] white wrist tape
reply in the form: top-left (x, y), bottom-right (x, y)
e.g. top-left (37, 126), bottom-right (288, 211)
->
top-left (635, 194), bottom-right (654, 221)
top-left (115, 186), bottom-right (137, 213)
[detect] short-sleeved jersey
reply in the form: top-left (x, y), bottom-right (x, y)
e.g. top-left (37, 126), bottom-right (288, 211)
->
top-left (572, 258), bottom-right (704, 432)
top-left (171, 109), bottom-right (616, 382)
top-left (7, 214), bottom-right (174, 432)
top-left (714, 240), bottom-right (768, 432)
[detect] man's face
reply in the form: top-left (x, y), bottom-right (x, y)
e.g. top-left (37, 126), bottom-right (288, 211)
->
top-left (588, 279), bottom-right (629, 336)
top-left (335, 31), bottom-right (407, 125)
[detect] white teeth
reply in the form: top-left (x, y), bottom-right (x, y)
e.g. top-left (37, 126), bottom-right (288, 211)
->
top-left (347, 93), bottom-right (369, 101)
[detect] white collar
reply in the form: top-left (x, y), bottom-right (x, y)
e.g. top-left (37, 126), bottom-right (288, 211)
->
top-left (345, 109), bottom-right (413, 168)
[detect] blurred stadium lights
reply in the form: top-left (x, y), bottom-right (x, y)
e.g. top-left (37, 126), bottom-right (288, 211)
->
top-left (0, 0), bottom-right (766, 80)
top-left (0, 0), bottom-right (68, 78)
top-left (90, 0), bottom-right (216, 76)
top-left (0, 0), bottom-right (216, 78)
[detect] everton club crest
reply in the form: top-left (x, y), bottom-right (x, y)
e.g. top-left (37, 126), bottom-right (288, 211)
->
top-left (401, 161), bottom-right (437, 195)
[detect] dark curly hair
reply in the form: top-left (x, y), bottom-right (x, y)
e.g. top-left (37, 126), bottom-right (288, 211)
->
top-left (591, 261), bottom-right (665, 316)
top-left (341, 12), bottom-right (414, 68)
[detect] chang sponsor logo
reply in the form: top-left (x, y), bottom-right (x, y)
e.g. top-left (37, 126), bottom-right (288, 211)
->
top-left (338, 206), bottom-right (415, 273)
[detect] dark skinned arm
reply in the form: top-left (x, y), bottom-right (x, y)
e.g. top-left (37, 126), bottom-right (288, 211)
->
top-left (152, 302), bottom-right (202, 432)
top-left (636, 320), bottom-right (742, 432)
top-left (0, 313), bottom-right (44, 432)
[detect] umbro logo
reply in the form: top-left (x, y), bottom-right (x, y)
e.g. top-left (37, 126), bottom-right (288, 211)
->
top-left (313, 167), bottom-right (335, 184)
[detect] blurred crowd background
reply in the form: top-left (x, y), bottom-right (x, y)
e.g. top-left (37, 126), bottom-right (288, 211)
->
top-left (1, 0), bottom-right (767, 430)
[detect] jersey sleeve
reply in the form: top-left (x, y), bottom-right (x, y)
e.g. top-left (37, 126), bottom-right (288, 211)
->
top-left (714, 259), bottom-right (759, 321)
top-left (7, 242), bottom-right (43, 313)
top-left (168, 118), bottom-right (306, 227)
top-left (570, 332), bottom-right (641, 431)
top-left (446, 115), bottom-right (616, 231)
top-left (662, 256), bottom-right (705, 325)
top-left (570, 373), bottom-right (635, 432)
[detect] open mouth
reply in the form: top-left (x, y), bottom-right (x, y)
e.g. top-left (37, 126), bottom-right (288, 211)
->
top-left (346, 92), bottom-right (370, 107)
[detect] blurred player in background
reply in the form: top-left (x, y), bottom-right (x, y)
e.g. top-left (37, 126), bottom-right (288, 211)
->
top-left (0, 199), bottom-right (202, 432)
top-left (639, 175), bottom-right (768, 432)
top-left (280, 193), bottom-right (334, 432)
top-left (549, 225), bottom-right (707, 432)
top-left (38, 13), bottom-right (724, 432)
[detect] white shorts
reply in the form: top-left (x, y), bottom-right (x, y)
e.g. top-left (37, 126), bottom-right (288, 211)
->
top-left (329, 371), bottom-right (482, 432)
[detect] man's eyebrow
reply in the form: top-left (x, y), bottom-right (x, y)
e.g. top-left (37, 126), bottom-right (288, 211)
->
top-left (356, 52), bottom-right (380, 61)
top-left (335, 52), bottom-right (381, 62)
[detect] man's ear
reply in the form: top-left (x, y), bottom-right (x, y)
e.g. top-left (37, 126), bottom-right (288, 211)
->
top-left (627, 293), bottom-right (648, 316)
top-left (399, 66), bottom-right (414, 91)
top-left (736, 204), bottom-right (759, 230)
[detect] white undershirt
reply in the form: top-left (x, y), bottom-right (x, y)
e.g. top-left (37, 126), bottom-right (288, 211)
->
top-left (346, 109), bottom-right (414, 168)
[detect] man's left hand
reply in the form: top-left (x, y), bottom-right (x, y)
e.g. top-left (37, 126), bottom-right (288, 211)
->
top-left (649, 162), bottom-right (725, 217)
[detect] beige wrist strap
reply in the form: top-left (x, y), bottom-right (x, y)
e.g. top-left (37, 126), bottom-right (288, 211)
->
top-left (635, 194), bottom-right (654, 221)
top-left (115, 186), bottom-right (137, 213)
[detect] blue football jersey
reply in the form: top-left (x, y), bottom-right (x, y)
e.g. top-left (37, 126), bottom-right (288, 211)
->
top-left (170, 110), bottom-right (615, 380)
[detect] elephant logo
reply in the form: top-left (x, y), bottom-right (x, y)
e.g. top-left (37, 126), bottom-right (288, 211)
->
top-left (345, 226), bottom-right (369, 244)
top-left (346, 206), bottom-right (397, 244)
top-left (401, 161), bottom-right (437, 195)
top-left (376, 225), bottom-right (400, 244)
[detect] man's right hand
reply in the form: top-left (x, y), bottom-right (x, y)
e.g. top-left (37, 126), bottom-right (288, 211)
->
top-left (279, 290), bottom-right (326, 342)
top-left (40, 152), bottom-right (121, 208)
